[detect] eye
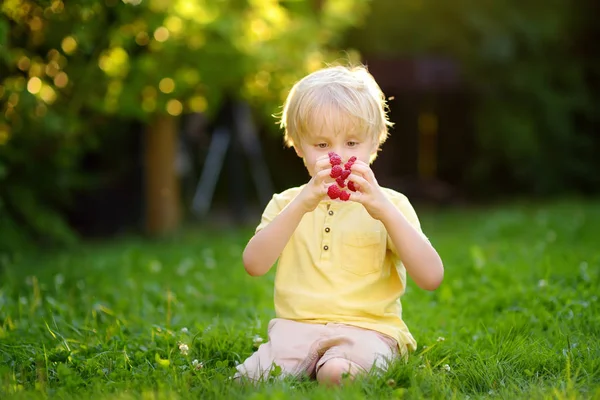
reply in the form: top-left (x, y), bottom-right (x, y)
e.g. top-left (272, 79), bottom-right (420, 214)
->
top-left (316, 143), bottom-right (328, 149)
top-left (347, 141), bottom-right (358, 147)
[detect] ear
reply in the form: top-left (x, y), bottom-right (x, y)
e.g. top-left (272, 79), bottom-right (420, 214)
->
top-left (369, 140), bottom-right (380, 160)
top-left (293, 145), bottom-right (304, 158)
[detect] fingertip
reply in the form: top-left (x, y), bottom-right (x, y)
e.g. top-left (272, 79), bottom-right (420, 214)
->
top-left (347, 194), bottom-right (362, 203)
top-left (348, 173), bottom-right (366, 183)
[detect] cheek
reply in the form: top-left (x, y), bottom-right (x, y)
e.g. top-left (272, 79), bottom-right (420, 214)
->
top-left (306, 158), bottom-right (318, 175)
top-left (300, 152), bottom-right (317, 174)
top-left (360, 154), bottom-right (371, 163)
top-left (303, 151), bottom-right (319, 166)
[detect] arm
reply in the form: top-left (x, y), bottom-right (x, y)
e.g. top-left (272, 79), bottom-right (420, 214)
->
top-left (242, 197), bottom-right (307, 276)
top-left (379, 201), bottom-right (444, 291)
top-left (243, 155), bottom-right (334, 276)
top-left (347, 161), bottom-right (444, 291)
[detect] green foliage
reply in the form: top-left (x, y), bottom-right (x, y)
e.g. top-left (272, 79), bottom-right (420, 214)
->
top-left (0, 0), bottom-right (368, 252)
top-left (347, 0), bottom-right (599, 195)
top-left (1, 199), bottom-right (599, 398)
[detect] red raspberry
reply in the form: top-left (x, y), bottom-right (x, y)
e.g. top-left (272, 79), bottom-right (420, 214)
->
top-left (339, 191), bottom-right (351, 201)
top-left (341, 169), bottom-right (351, 180)
top-left (327, 184), bottom-right (342, 199)
top-left (348, 181), bottom-right (357, 192)
top-left (330, 165), bottom-right (343, 178)
top-left (328, 152), bottom-right (342, 166)
top-left (344, 156), bottom-right (357, 170)
top-left (336, 176), bottom-right (346, 188)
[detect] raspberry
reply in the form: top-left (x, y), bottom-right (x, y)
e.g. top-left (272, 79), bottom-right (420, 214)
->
top-left (341, 169), bottom-right (351, 180)
top-left (330, 165), bottom-right (343, 178)
top-left (344, 156), bottom-right (357, 170)
top-left (339, 191), bottom-right (351, 201)
top-left (348, 181), bottom-right (357, 192)
top-left (327, 184), bottom-right (342, 199)
top-left (328, 152), bottom-right (342, 166)
top-left (336, 176), bottom-right (346, 188)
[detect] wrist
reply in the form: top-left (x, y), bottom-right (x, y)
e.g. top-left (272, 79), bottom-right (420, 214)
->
top-left (378, 198), bottom-right (401, 225)
top-left (291, 193), bottom-right (313, 215)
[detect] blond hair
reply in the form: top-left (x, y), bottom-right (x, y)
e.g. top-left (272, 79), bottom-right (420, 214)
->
top-left (279, 65), bottom-right (393, 156)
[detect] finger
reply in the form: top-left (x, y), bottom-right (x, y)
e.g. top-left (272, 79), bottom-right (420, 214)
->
top-left (347, 173), bottom-right (371, 191)
top-left (345, 189), bottom-right (365, 204)
top-left (313, 180), bottom-right (333, 200)
top-left (350, 160), bottom-right (371, 171)
top-left (347, 162), bottom-right (376, 183)
top-left (315, 168), bottom-right (336, 184)
top-left (314, 156), bottom-right (333, 172)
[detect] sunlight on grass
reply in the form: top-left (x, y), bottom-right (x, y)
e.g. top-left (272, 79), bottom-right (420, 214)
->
top-left (1, 199), bottom-right (599, 399)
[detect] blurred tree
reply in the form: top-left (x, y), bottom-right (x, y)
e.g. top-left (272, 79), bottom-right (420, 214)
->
top-left (0, 0), bottom-right (367, 248)
top-left (346, 0), bottom-right (600, 196)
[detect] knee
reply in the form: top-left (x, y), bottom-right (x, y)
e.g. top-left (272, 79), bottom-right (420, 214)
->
top-left (316, 358), bottom-right (363, 386)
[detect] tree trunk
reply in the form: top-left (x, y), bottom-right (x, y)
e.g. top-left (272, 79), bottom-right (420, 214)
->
top-left (144, 114), bottom-right (181, 235)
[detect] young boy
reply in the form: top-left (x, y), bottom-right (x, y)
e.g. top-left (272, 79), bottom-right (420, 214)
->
top-left (236, 65), bottom-right (444, 385)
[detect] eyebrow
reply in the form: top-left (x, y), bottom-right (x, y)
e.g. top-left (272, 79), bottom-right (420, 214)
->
top-left (308, 135), bottom-right (366, 144)
top-left (307, 135), bottom-right (330, 142)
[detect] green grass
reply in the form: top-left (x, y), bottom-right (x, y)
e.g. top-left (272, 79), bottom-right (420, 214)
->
top-left (1, 198), bottom-right (599, 399)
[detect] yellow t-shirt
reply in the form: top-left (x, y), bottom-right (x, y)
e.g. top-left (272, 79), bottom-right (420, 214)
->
top-left (256, 185), bottom-right (427, 353)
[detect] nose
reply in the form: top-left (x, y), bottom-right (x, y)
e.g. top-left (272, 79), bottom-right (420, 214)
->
top-left (337, 151), bottom-right (353, 162)
top-left (331, 148), bottom-right (347, 159)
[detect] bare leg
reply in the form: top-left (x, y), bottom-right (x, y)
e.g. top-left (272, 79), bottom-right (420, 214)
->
top-left (316, 358), bottom-right (365, 386)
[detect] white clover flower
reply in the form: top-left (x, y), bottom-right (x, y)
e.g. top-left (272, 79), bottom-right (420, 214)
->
top-left (253, 335), bottom-right (264, 348)
top-left (538, 279), bottom-right (547, 288)
top-left (437, 336), bottom-right (445, 342)
top-left (178, 342), bottom-right (189, 356)
top-left (442, 364), bottom-right (451, 372)
top-left (180, 327), bottom-right (189, 334)
top-left (192, 359), bottom-right (203, 370)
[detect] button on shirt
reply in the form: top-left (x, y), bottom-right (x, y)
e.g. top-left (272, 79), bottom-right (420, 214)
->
top-left (254, 185), bottom-right (428, 353)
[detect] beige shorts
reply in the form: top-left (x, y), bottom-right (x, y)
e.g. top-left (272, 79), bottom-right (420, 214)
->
top-left (234, 318), bottom-right (402, 382)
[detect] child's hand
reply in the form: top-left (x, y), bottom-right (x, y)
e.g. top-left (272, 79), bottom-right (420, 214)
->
top-left (295, 155), bottom-right (334, 212)
top-left (346, 160), bottom-right (393, 220)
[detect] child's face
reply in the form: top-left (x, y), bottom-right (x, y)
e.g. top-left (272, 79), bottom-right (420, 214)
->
top-left (295, 128), bottom-right (377, 177)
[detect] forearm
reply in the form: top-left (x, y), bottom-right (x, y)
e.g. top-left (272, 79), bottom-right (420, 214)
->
top-left (380, 202), bottom-right (444, 291)
top-left (242, 197), bottom-right (307, 276)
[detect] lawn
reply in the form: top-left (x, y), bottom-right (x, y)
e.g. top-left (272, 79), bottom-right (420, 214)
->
top-left (1, 198), bottom-right (599, 399)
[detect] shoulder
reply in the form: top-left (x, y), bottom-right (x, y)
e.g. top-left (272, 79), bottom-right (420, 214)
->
top-left (273, 185), bottom-right (305, 201)
top-left (264, 184), bottom-right (305, 210)
top-left (380, 187), bottom-right (411, 207)
top-left (256, 185), bottom-right (305, 232)
top-left (381, 187), bottom-right (424, 229)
